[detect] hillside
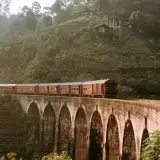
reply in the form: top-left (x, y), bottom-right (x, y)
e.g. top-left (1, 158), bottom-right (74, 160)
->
top-left (0, 15), bottom-right (160, 99)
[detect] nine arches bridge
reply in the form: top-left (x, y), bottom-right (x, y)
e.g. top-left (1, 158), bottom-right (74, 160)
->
top-left (16, 94), bottom-right (160, 160)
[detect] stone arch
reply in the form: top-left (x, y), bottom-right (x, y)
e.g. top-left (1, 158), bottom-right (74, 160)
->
top-left (106, 114), bottom-right (120, 160)
top-left (57, 105), bottom-right (72, 154)
top-left (42, 104), bottom-right (56, 152)
top-left (122, 120), bottom-right (136, 160)
top-left (28, 102), bottom-right (41, 147)
top-left (74, 108), bottom-right (87, 160)
top-left (89, 111), bottom-right (103, 160)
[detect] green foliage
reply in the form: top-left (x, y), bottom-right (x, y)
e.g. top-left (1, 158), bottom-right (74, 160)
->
top-left (42, 16), bottom-right (53, 27)
top-left (42, 152), bottom-right (71, 160)
top-left (31, 152), bottom-right (44, 160)
top-left (141, 130), bottom-right (160, 160)
top-left (0, 94), bottom-right (43, 158)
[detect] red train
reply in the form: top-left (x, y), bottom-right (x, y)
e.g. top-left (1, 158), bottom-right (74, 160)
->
top-left (0, 79), bottom-right (117, 98)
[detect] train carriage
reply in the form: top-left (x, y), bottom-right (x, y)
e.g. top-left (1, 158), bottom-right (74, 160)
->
top-left (82, 81), bottom-right (93, 97)
top-left (59, 83), bottom-right (70, 96)
top-left (16, 84), bottom-right (38, 94)
top-left (48, 83), bottom-right (59, 95)
top-left (82, 79), bottom-right (117, 98)
top-left (70, 82), bottom-right (82, 96)
top-left (38, 84), bottom-right (49, 94)
top-left (0, 84), bottom-right (16, 94)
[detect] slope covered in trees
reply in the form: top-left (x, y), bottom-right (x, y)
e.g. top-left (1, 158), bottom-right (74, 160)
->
top-left (0, 0), bottom-right (160, 98)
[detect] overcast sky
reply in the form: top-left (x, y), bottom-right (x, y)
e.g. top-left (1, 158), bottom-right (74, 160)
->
top-left (10, 0), bottom-right (54, 13)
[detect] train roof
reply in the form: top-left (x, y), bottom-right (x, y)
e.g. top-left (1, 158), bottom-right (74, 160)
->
top-left (60, 82), bottom-right (82, 85)
top-left (38, 82), bottom-right (82, 86)
top-left (82, 79), bottom-right (112, 84)
top-left (0, 84), bottom-right (16, 86)
top-left (0, 79), bottom-right (116, 87)
top-left (16, 84), bottom-right (39, 86)
top-left (38, 83), bottom-right (59, 86)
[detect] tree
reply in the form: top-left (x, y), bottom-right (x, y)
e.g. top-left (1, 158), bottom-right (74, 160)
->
top-left (21, 5), bottom-right (31, 16)
top-left (32, 1), bottom-right (41, 17)
top-left (42, 15), bottom-right (53, 27)
top-left (25, 10), bottom-right (37, 31)
top-left (129, 10), bottom-right (145, 33)
top-left (143, 14), bottom-right (160, 40)
top-left (51, 0), bottom-right (64, 15)
top-left (20, 5), bottom-right (38, 32)
top-left (0, 0), bottom-right (11, 15)
top-left (141, 130), bottom-right (160, 160)
top-left (43, 7), bottom-right (53, 16)
top-left (10, 14), bottom-right (26, 34)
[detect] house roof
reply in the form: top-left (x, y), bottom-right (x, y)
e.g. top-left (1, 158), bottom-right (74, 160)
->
top-left (90, 23), bottom-right (112, 30)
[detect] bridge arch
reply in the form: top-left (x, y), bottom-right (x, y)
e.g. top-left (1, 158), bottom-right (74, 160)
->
top-left (89, 111), bottom-right (103, 160)
top-left (57, 105), bottom-right (72, 154)
top-left (42, 104), bottom-right (56, 152)
top-left (74, 107), bottom-right (87, 160)
top-left (28, 102), bottom-right (41, 149)
top-left (28, 102), bottom-right (40, 115)
top-left (140, 128), bottom-right (149, 155)
top-left (106, 114), bottom-right (120, 160)
top-left (141, 128), bottom-right (149, 146)
top-left (122, 119), bottom-right (136, 160)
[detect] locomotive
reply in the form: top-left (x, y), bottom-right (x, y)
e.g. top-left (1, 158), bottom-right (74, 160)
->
top-left (0, 79), bottom-right (117, 98)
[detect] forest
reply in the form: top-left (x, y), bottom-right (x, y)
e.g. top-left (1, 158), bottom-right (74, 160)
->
top-left (0, 0), bottom-right (160, 98)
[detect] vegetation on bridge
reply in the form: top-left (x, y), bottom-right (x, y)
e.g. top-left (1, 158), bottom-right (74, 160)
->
top-left (0, 0), bottom-right (160, 99)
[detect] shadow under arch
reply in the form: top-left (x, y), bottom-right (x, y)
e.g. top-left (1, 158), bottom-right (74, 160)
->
top-left (57, 105), bottom-right (72, 154)
top-left (27, 102), bottom-right (41, 152)
top-left (140, 128), bottom-right (149, 158)
top-left (42, 104), bottom-right (56, 153)
top-left (89, 111), bottom-right (103, 160)
top-left (74, 108), bottom-right (87, 160)
top-left (106, 114), bottom-right (120, 160)
top-left (122, 120), bottom-right (136, 160)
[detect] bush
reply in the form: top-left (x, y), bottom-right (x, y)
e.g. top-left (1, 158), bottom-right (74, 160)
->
top-left (0, 152), bottom-right (17, 160)
top-left (41, 152), bottom-right (71, 160)
top-left (141, 130), bottom-right (160, 160)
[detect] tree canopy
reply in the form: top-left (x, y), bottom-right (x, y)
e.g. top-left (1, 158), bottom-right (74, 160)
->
top-left (141, 130), bottom-right (160, 160)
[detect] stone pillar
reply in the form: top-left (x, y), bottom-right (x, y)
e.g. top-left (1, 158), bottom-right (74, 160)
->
top-left (85, 123), bottom-right (90, 160)
top-left (54, 117), bottom-right (59, 153)
top-left (136, 138), bottom-right (140, 160)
